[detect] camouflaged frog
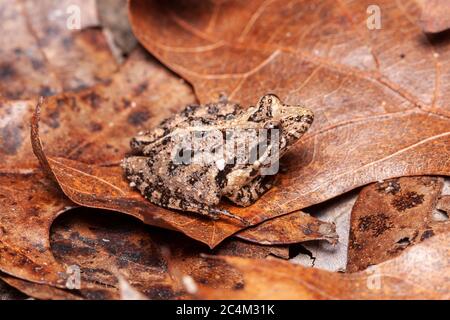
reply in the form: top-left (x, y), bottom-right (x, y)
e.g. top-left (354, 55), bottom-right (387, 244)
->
top-left (122, 94), bottom-right (313, 224)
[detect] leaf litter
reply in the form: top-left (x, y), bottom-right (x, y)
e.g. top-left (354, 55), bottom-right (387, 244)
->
top-left (0, 0), bottom-right (448, 299)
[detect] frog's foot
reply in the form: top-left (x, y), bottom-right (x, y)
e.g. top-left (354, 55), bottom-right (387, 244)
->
top-left (182, 202), bottom-right (250, 226)
top-left (226, 175), bottom-right (274, 207)
top-left (209, 207), bottom-right (251, 226)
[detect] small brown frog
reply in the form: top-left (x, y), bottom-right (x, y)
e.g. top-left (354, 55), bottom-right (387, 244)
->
top-left (122, 94), bottom-right (313, 224)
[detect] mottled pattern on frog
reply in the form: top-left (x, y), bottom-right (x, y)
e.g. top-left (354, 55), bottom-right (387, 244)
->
top-left (122, 94), bottom-right (313, 224)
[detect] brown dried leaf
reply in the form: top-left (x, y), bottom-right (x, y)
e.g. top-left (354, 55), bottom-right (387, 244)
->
top-left (0, 0), bottom-right (117, 99)
top-left (193, 233), bottom-right (450, 299)
top-left (129, 0), bottom-right (450, 223)
top-left (0, 276), bottom-right (27, 300)
top-left (347, 176), bottom-right (450, 272)
top-left (0, 274), bottom-right (81, 300)
top-left (97, 0), bottom-right (137, 57)
top-left (236, 211), bottom-right (337, 245)
top-left (291, 191), bottom-right (358, 271)
top-left (418, 0), bottom-right (450, 33)
top-left (0, 171), bottom-right (74, 286)
top-left (48, 208), bottom-right (285, 299)
top-left (50, 209), bottom-right (180, 300)
top-left (215, 239), bottom-right (289, 260)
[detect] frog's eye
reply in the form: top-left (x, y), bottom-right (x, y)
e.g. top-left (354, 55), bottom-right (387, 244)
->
top-left (261, 94), bottom-right (280, 106)
top-left (249, 94), bottom-right (281, 122)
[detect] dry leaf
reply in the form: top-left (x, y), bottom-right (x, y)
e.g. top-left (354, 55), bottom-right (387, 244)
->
top-left (0, 0), bottom-right (117, 99)
top-left (291, 191), bottom-right (358, 271)
top-left (97, 0), bottom-right (137, 57)
top-left (0, 170), bottom-right (74, 286)
top-left (0, 274), bottom-right (81, 300)
top-left (50, 208), bottom-right (180, 300)
top-left (418, 0), bottom-right (450, 33)
top-left (48, 208), bottom-right (286, 299)
top-left (236, 211), bottom-right (337, 245)
top-left (129, 0), bottom-right (450, 224)
top-left (0, 276), bottom-right (27, 300)
top-left (347, 176), bottom-right (450, 272)
top-left (193, 233), bottom-right (450, 299)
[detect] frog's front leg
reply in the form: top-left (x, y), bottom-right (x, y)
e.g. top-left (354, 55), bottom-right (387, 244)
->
top-left (225, 175), bottom-right (275, 207)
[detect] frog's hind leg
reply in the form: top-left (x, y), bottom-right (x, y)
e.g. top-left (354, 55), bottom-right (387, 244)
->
top-left (208, 207), bottom-right (251, 226)
top-left (225, 175), bottom-right (275, 207)
top-left (184, 203), bottom-right (250, 226)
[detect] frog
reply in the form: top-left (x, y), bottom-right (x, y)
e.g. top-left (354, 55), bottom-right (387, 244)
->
top-left (121, 94), bottom-right (314, 225)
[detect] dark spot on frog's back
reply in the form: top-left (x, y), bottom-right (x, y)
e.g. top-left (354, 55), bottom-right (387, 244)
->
top-left (57, 96), bottom-right (79, 112)
top-left (181, 104), bottom-right (199, 117)
top-left (45, 25), bottom-right (59, 37)
top-left (39, 86), bottom-right (54, 97)
top-left (30, 58), bottom-right (45, 70)
top-left (0, 63), bottom-right (16, 80)
top-left (161, 137), bottom-right (171, 145)
top-left (89, 122), bottom-right (103, 132)
top-left (62, 37), bottom-right (73, 50)
top-left (81, 91), bottom-right (103, 109)
top-left (122, 98), bottom-right (131, 108)
top-left (420, 229), bottom-right (434, 241)
top-left (127, 110), bottom-right (151, 126)
top-left (215, 161), bottom-right (235, 188)
top-left (134, 81), bottom-right (148, 95)
top-left (167, 161), bottom-right (179, 175)
top-left (0, 123), bottom-right (23, 155)
top-left (207, 104), bottom-right (219, 114)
